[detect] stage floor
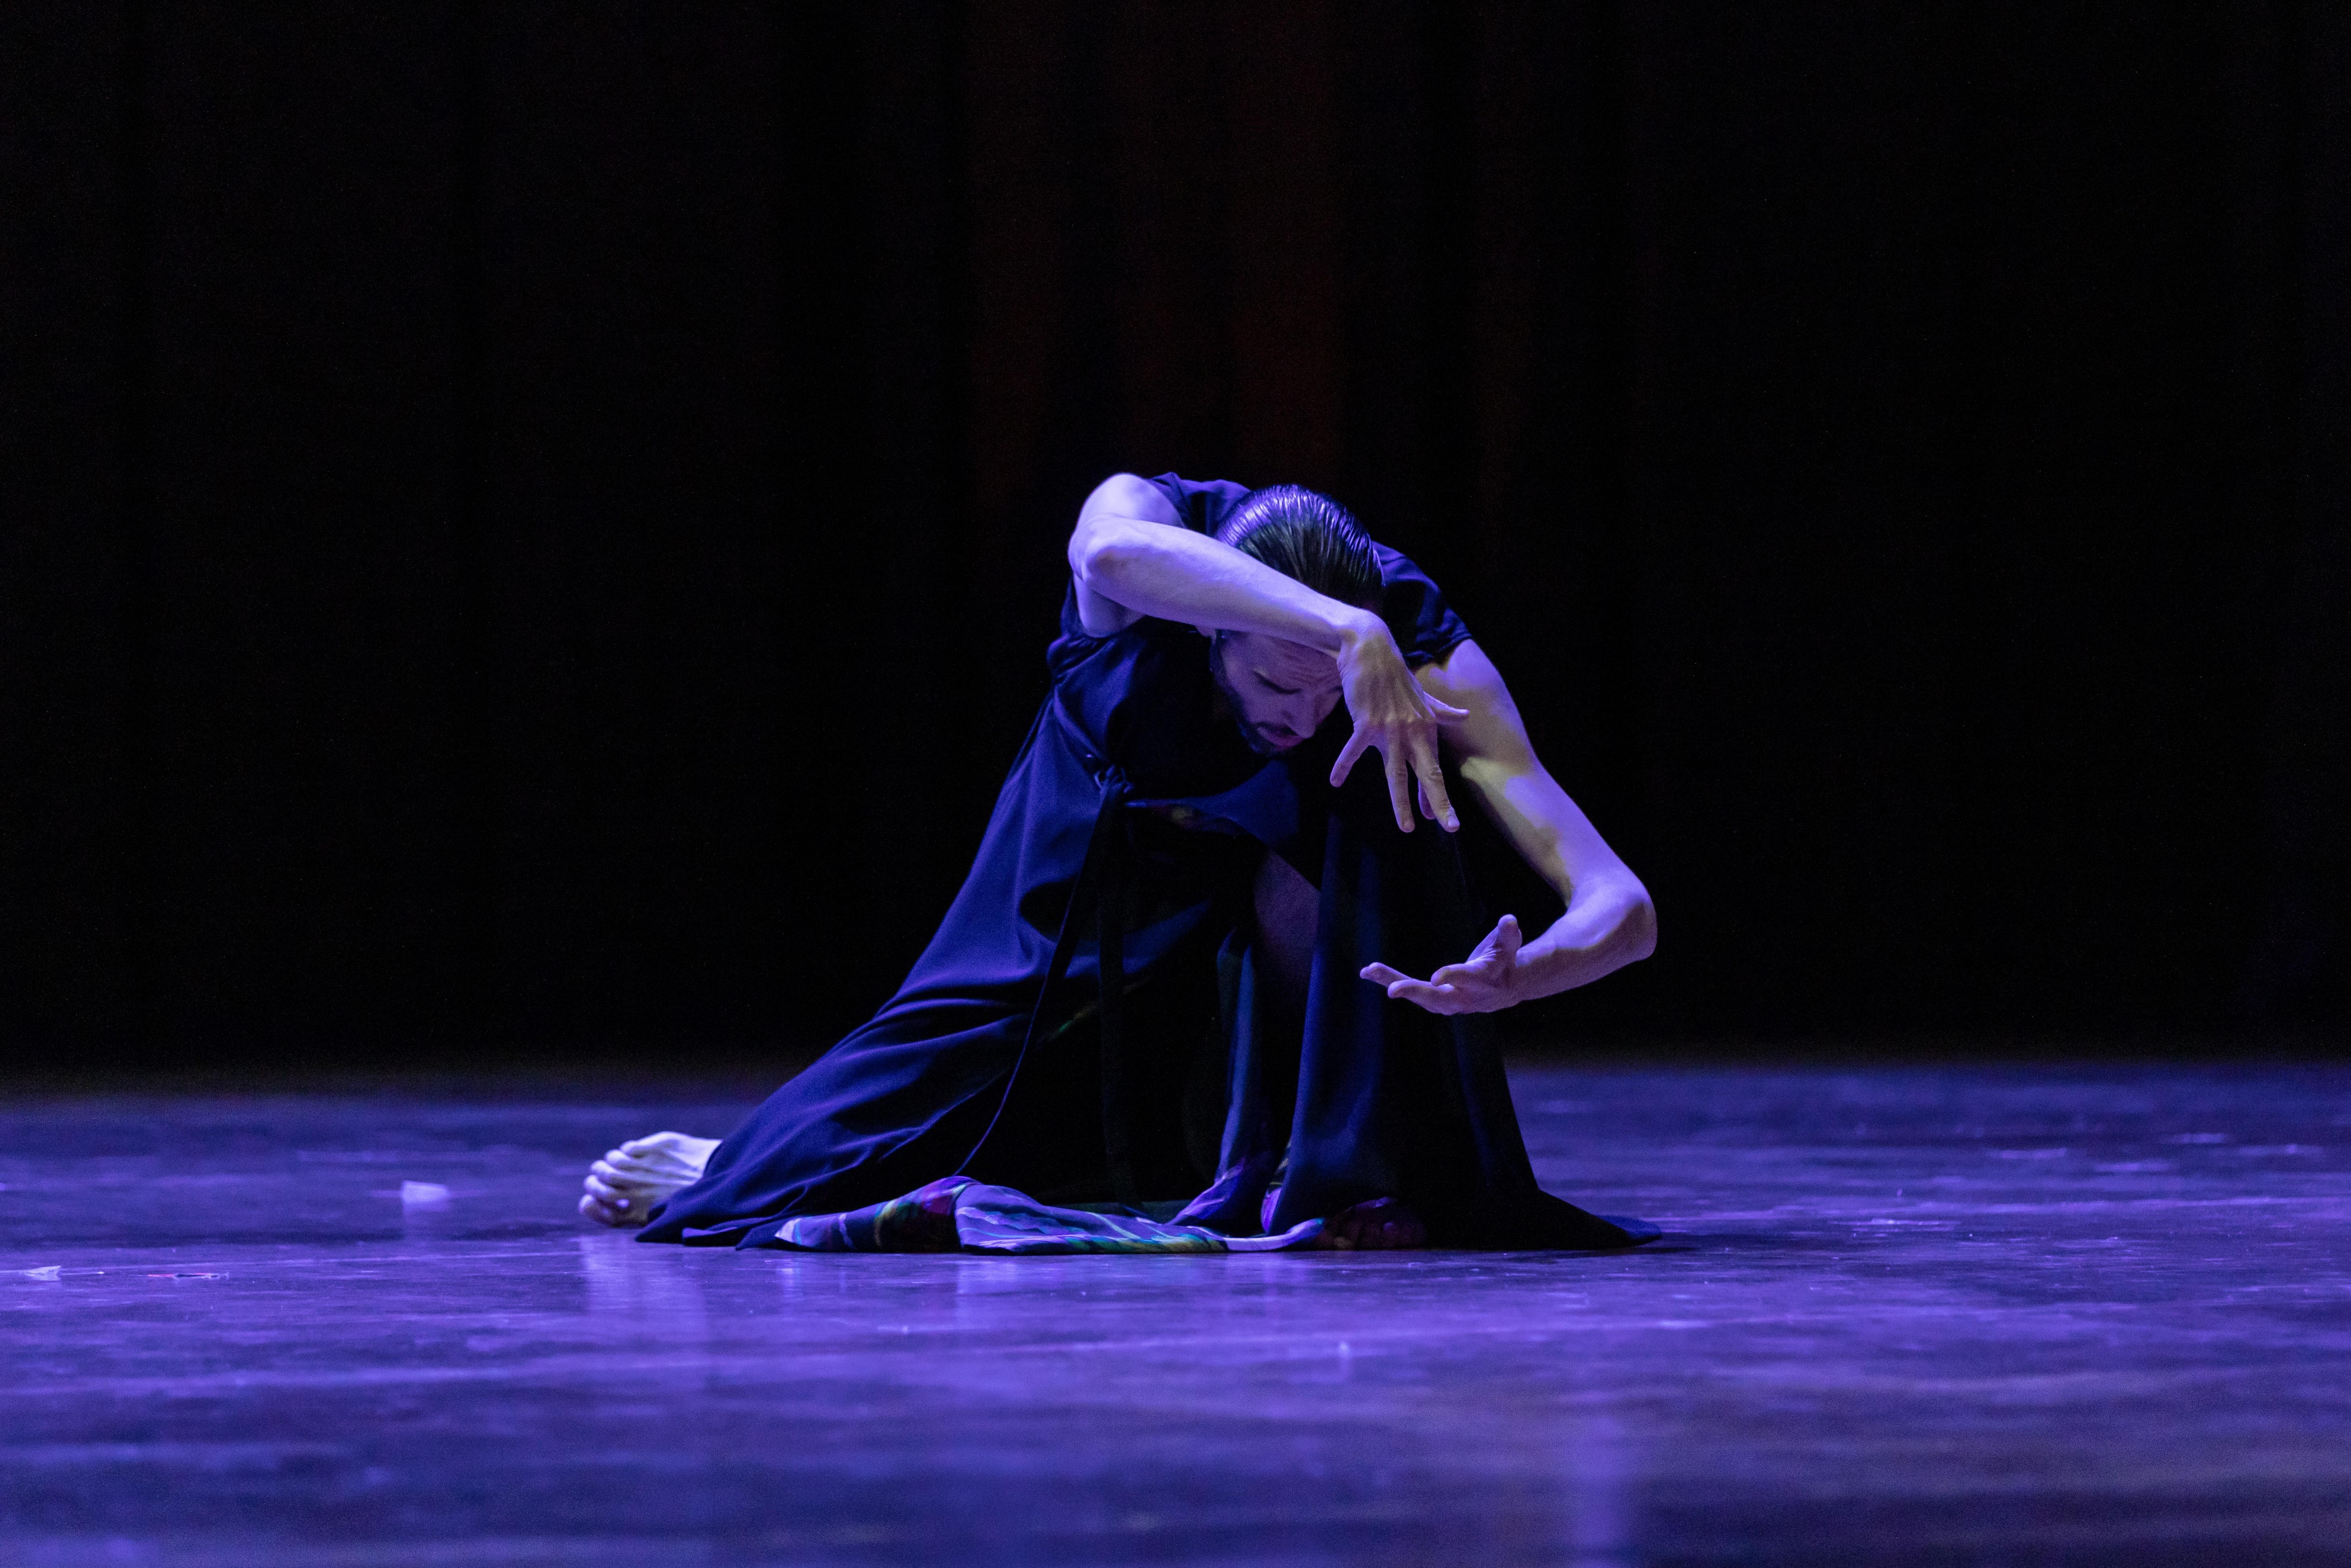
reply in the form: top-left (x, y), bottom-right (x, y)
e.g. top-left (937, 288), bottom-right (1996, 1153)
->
top-left (4, 1059), bottom-right (2347, 1566)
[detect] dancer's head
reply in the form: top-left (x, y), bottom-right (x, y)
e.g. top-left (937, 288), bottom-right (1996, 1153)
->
top-left (1207, 486), bottom-right (1383, 755)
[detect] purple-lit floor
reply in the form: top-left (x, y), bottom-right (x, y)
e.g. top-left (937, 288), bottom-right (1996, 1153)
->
top-left (4, 1060), bottom-right (2348, 1566)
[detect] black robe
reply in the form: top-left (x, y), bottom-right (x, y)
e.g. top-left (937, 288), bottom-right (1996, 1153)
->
top-left (639, 474), bottom-right (1644, 1250)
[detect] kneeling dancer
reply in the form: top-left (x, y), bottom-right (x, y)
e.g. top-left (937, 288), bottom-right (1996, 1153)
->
top-left (585, 473), bottom-right (1659, 1254)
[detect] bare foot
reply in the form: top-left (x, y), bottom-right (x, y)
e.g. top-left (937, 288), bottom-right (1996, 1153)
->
top-left (1315, 1196), bottom-right (1427, 1251)
top-left (578, 1132), bottom-right (720, 1228)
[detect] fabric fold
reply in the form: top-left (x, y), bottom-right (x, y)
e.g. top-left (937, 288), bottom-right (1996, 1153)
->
top-left (748, 1175), bottom-right (1329, 1255)
top-left (635, 472), bottom-right (1656, 1254)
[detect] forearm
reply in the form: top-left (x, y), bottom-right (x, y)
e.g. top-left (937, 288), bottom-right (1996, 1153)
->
top-left (1460, 760), bottom-right (1655, 998)
top-left (1513, 880), bottom-right (1657, 999)
top-left (1365, 639), bottom-right (1656, 1014)
top-left (1070, 477), bottom-right (1379, 651)
top-left (1444, 684), bottom-right (1656, 999)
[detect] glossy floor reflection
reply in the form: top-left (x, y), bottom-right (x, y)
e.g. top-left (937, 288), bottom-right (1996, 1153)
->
top-left (4, 1060), bottom-right (2349, 1566)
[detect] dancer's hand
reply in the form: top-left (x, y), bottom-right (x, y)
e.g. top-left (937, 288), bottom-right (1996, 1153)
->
top-left (1361, 913), bottom-right (1526, 1014)
top-left (1330, 617), bottom-right (1469, 833)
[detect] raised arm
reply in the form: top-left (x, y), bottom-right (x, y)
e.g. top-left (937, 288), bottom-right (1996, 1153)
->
top-left (1360, 638), bottom-right (1656, 1012)
top-left (1069, 473), bottom-right (1372, 649)
top-left (1067, 473), bottom-right (1468, 831)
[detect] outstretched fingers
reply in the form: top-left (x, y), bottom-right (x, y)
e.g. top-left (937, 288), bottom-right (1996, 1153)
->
top-left (1384, 750), bottom-right (1417, 833)
top-left (1414, 694), bottom-right (1468, 826)
top-left (1330, 725), bottom-right (1374, 790)
top-left (1383, 713), bottom-right (1464, 832)
top-left (1410, 734), bottom-right (1459, 831)
top-left (1359, 960), bottom-right (1460, 1013)
top-left (1493, 912), bottom-right (1523, 957)
top-left (1336, 699), bottom-right (1470, 830)
top-left (1427, 914), bottom-right (1523, 989)
top-left (1388, 980), bottom-right (1462, 1013)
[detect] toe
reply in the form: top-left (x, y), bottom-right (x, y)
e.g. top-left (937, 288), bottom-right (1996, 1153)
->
top-left (584, 1173), bottom-right (631, 1205)
top-left (579, 1192), bottom-right (648, 1229)
top-left (602, 1150), bottom-right (683, 1183)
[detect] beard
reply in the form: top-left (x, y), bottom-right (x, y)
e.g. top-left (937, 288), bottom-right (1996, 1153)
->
top-left (1208, 634), bottom-right (1294, 758)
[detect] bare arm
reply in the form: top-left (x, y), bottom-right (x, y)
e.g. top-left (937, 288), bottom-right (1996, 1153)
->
top-left (1069, 473), bottom-right (1374, 650)
top-left (1067, 473), bottom-right (1467, 831)
top-left (1360, 639), bottom-right (1656, 1011)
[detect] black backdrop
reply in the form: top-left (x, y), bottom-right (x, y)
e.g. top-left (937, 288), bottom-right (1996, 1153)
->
top-left (4, 3), bottom-right (2345, 1066)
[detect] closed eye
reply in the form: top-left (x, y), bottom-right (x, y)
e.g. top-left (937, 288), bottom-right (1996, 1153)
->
top-left (1255, 673), bottom-right (1298, 695)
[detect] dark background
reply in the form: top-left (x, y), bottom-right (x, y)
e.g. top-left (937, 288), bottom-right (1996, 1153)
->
top-left (4, 2), bottom-right (2345, 1070)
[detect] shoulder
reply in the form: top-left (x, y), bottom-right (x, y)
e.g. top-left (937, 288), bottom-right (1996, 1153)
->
top-left (1140, 473), bottom-right (1254, 536)
top-left (1369, 542), bottom-right (1472, 667)
top-left (1048, 580), bottom-right (1196, 679)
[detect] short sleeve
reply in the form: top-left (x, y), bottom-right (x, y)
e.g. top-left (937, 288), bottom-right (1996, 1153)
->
top-left (1046, 474), bottom-right (1250, 677)
top-left (1373, 544), bottom-right (1472, 668)
top-left (1143, 472), bottom-right (1253, 536)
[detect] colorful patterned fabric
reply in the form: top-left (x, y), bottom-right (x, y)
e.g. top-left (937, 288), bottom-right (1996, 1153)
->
top-left (759, 1177), bottom-right (1328, 1255)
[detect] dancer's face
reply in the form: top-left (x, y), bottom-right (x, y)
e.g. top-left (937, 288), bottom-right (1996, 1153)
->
top-left (1209, 630), bottom-right (1346, 756)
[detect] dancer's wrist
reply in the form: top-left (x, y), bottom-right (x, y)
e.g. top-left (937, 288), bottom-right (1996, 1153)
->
top-left (1328, 607), bottom-right (1395, 665)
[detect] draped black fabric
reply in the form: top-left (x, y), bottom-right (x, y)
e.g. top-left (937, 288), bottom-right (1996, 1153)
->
top-left (1177, 754), bottom-right (1635, 1248)
top-left (639, 476), bottom-right (1636, 1248)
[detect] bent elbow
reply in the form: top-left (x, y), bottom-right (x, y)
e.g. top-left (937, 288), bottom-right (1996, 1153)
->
top-left (1073, 521), bottom-right (1146, 590)
top-left (1618, 890), bottom-right (1658, 963)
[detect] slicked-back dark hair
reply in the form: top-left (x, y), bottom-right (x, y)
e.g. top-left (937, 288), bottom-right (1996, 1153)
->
top-left (1214, 485), bottom-right (1383, 609)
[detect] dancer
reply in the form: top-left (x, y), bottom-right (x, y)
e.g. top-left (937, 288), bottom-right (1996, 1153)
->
top-left (584, 473), bottom-right (1657, 1253)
